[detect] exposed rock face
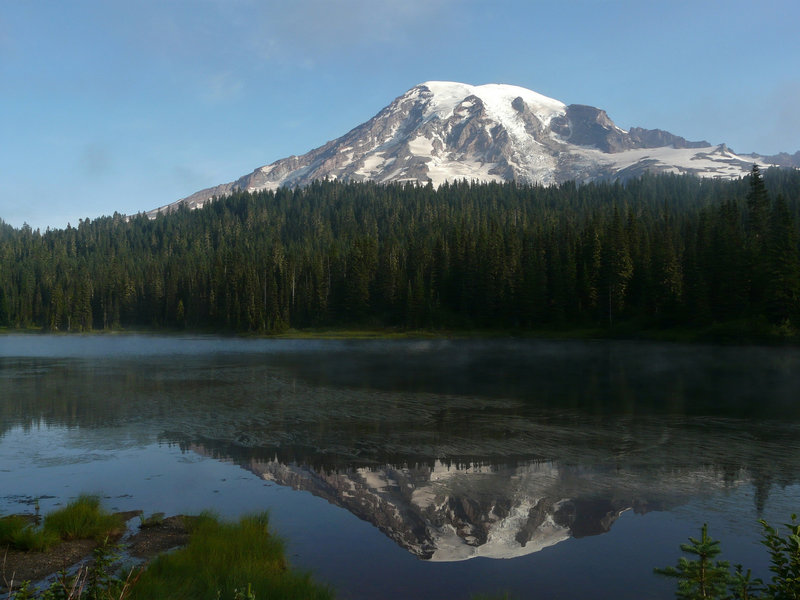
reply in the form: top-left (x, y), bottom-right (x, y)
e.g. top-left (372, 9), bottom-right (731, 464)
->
top-left (627, 127), bottom-right (710, 150)
top-left (744, 150), bottom-right (800, 168)
top-left (149, 81), bottom-right (795, 216)
top-left (552, 104), bottom-right (629, 152)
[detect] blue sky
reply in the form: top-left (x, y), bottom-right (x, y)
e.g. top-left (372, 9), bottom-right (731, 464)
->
top-left (2, 0), bottom-right (799, 230)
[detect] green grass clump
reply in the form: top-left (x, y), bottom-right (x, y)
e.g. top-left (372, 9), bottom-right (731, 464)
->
top-left (138, 511), bottom-right (165, 528)
top-left (1, 495), bottom-right (123, 552)
top-left (129, 512), bottom-right (334, 600)
top-left (0, 514), bottom-right (28, 543)
top-left (43, 494), bottom-right (124, 542)
top-left (0, 515), bottom-right (58, 551)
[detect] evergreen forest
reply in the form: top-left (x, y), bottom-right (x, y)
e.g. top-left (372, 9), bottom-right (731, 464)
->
top-left (1, 166), bottom-right (799, 337)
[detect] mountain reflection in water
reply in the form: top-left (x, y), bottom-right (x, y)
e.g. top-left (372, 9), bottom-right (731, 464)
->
top-left (182, 398), bottom-right (792, 562)
top-left (189, 444), bottom-right (748, 561)
top-left (2, 336), bottom-right (800, 567)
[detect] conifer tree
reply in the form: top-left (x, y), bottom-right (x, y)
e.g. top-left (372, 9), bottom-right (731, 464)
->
top-left (765, 194), bottom-right (800, 325)
top-left (655, 524), bottom-right (733, 600)
top-left (602, 208), bottom-right (633, 325)
top-left (747, 165), bottom-right (770, 247)
top-left (1, 173), bottom-right (800, 334)
top-left (746, 165), bottom-right (771, 313)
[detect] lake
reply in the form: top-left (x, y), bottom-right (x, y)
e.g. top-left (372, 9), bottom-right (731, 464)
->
top-left (1, 335), bottom-right (799, 599)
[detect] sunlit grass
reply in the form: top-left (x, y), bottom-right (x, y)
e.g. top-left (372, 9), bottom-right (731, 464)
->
top-left (129, 512), bottom-right (334, 600)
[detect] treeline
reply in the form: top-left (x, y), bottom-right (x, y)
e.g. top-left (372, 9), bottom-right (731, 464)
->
top-left (1, 168), bottom-right (799, 334)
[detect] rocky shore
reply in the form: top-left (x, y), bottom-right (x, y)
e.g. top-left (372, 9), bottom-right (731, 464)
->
top-left (1, 512), bottom-right (189, 591)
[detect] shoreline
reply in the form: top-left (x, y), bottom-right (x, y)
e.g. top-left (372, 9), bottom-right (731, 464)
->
top-left (2, 509), bottom-right (335, 600)
top-left (0, 511), bottom-right (190, 591)
top-left (2, 321), bottom-right (799, 346)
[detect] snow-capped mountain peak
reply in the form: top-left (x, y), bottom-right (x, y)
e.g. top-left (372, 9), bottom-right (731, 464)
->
top-left (148, 81), bottom-right (796, 216)
top-left (418, 81), bottom-right (566, 124)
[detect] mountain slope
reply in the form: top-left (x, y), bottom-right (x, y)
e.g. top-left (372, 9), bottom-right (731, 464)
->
top-left (151, 81), bottom-right (794, 215)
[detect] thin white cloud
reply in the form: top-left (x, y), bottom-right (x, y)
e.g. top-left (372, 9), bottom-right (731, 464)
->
top-left (244, 0), bottom-right (462, 65)
top-left (111, 1), bottom-right (461, 83)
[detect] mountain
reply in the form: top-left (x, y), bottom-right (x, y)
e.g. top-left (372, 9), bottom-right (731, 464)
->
top-left (150, 81), bottom-right (797, 215)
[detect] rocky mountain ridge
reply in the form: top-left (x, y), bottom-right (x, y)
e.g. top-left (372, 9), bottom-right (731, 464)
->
top-left (149, 81), bottom-right (798, 216)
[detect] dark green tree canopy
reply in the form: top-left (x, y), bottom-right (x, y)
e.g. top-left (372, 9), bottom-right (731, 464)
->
top-left (0, 170), bottom-right (798, 334)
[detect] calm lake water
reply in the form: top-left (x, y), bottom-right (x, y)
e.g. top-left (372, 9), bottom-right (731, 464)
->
top-left (1, 335), bottom-right (799, 599)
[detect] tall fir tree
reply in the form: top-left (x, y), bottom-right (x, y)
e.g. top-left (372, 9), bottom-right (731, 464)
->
top-left (765, 194), bottom-right (800, 325)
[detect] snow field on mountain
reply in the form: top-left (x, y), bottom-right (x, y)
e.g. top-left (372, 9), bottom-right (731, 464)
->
top-left (420, 81), bottom-right (565, 124)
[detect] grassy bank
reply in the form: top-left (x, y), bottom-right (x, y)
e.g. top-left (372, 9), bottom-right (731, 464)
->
top-left (128, 512), bottom-right (333, 600)
top-left (0, 495), bottom-right (124, 552)
top-left (2, 501), bottom-right (333, 600)
top-left (3, 317), bottom-right (800, 345)
top-left (269, 317), bottom-right (800, 345)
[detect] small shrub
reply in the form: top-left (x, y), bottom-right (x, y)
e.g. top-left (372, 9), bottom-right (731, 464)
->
top-left (6, 581), bottom-right (36, 600)
top-left (655, 523), bottom-right (732, 599)
top-left (6, 541), bottom-right (142, 600)
top-left (658, 516), bottom-right (800, 599)
top-left (760, 514), bottom-right (800, 599)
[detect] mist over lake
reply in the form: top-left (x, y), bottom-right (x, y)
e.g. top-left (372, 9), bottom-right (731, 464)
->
top-left (1, 335), bottom-right (799, 599)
